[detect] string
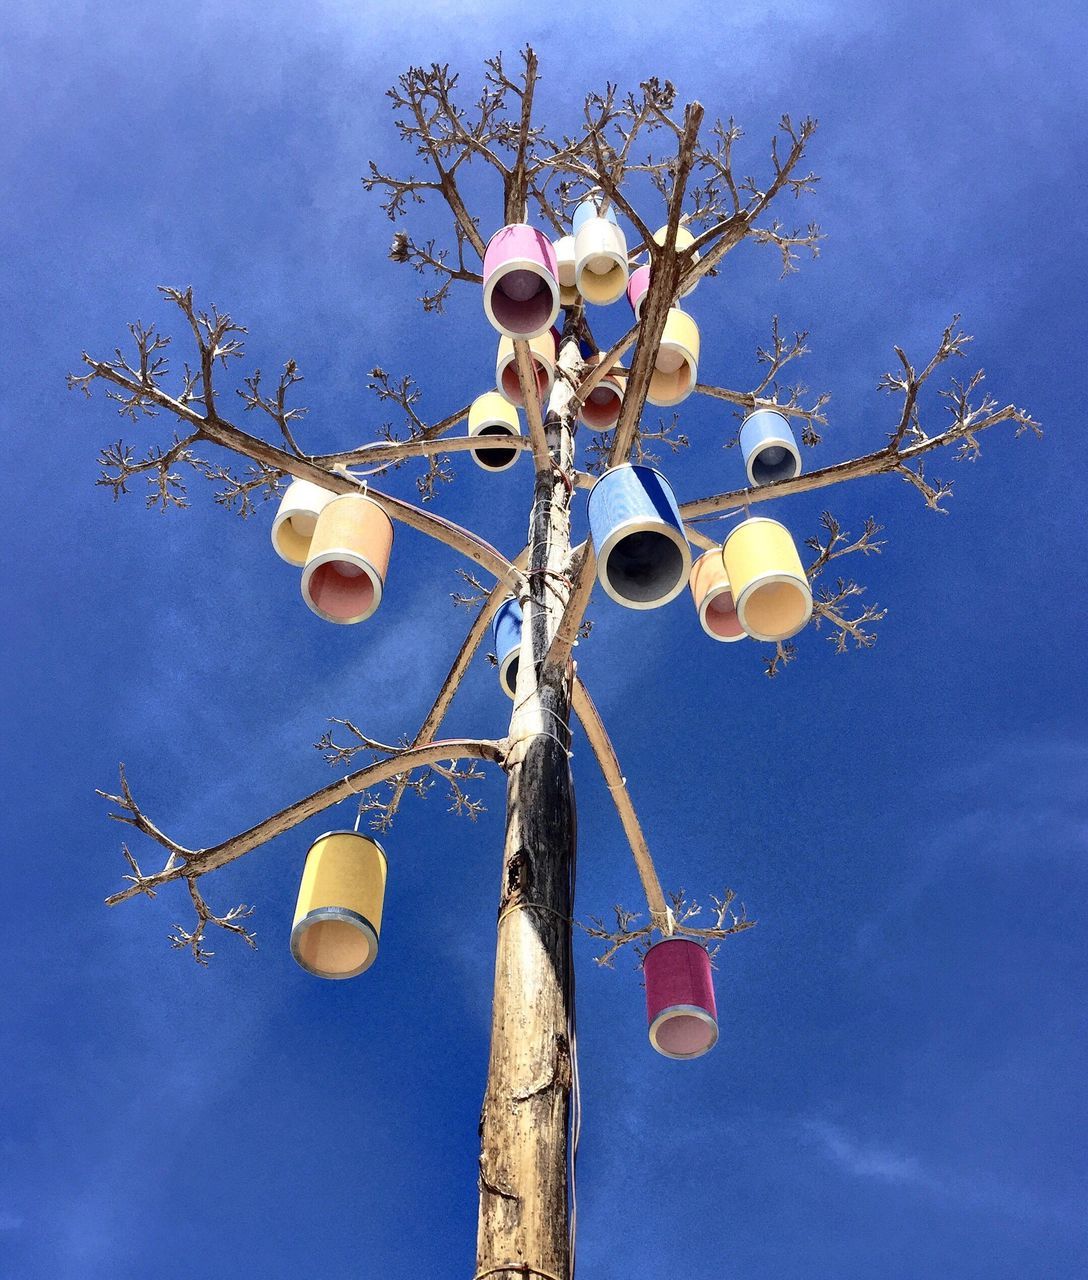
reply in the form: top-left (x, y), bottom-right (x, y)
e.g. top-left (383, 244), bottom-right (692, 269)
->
top-left (504, 729), bottom-right (573, 761)
top-left (526, 568), bottom-right (574, 589)
top-left (510, 694), bottom-right (574, 740)
top-left (496, 899), bottom-right (573, 929)
top-left (567, 773), bottom-right (581, 1280)
top-left (529, 497), bottom-right (572, 526)
top-left (687, 505), bottom-right (747, 526)
top-left (472, 1266), bottom-right (565, 1280)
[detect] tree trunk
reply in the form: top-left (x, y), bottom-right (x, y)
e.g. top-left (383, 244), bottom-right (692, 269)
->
top-left (476, 325), bottom-right (582, 1280)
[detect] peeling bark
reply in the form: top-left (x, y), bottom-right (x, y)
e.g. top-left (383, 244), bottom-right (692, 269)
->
top-left (476, 327), bottom-right (582, 1280)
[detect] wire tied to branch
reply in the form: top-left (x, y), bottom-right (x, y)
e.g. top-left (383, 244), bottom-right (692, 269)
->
top-left (473, 1265), bottom-right (566, 1280)
top-left (687, 504), bottom-right (747, 527)
top-left (496, 900), bottom-right (573, 929)
top-left (503, 730), bottom-right (574, 764)
top-left (510, 694), bottom-right (575, 746)
top-left (526, 567), bottom-right (574, 589)
top-left (528, 496), bottom-right (571, 529)
top-left (341, 470), bottom-right (375, 490)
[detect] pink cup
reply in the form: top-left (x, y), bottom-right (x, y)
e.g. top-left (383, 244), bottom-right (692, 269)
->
top-left (627, 265), bottom-right (651, 319)
top-left (483, 225), bottom-right (560, 339)
top-left (643, 937), bottom-right (718, 1059)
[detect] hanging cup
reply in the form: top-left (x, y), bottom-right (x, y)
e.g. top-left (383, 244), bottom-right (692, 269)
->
top-left (301, 493), bottom-right (394, 624)
top-left (740, 409), bottom-right (802, 486)
top-left (482, 224), bottom-right (561, 339)
top-left (647, 309), bottom-right (699, 407)
top-left (626, 265), bottom-right (651, 320)
top-left (689, 548), bottom-right (746, 642)
top-left (644, 937), bottom-right (718, 1059)
top-left (271, 479), bottom-right (336, 566)
top-left (572, 198), bottom-right (618, 235)
top-left (653, 223), bottom-right (700, 297)
top-left (573, 199), bottom-right (629, 305)
top-left (492, 596), bottom-right (523, 699)
top-left (468, 392), bottom-right (523, 472)
top-left (587, 464), bottom-right (692, 610)
top-left (291, 831), bottom-right (387, 979)
top-left (721, 516), bottom-right (812, 642)
top-left (579, 355), bottom-right (625, 430)
top-left (496, 329), bottom-right (558, 407)
top-left (554, 235), bottom-right (579, 306)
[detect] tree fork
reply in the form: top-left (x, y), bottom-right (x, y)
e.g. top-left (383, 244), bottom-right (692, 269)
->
top-left (476, 323), bottom-right (583, 1279)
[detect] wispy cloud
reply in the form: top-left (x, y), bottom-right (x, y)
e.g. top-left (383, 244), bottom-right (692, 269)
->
top-left (855, 735), bottom-right (1088, 955)
top-left (804, 1119), bottom-right (937, 1188)
top-left (803, 1118), bottom-right (1079, 1226)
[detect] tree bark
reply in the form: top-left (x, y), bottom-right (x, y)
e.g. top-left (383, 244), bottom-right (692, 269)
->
top-left (476, 324), bottom-right (582, 1280)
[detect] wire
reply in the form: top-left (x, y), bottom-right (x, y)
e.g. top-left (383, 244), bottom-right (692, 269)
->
top-left (472, 1267), bottom-right (565, 1280)
top-left (567, 775), bottom-right (580, 1279)
top-left (495, 900), bottom-right (572, 929)
top-left (509, 696), bottom-right (575, 750)
top-left (686, 504), bottom-right (747, 526)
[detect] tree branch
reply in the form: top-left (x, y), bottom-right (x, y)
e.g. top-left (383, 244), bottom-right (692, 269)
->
top-left (579, 887), bottom-right (755, 968)
top-left (368, 557), bottom-right (528, 828)
top-left (608, 103), bottom-right (704, 467)
top-left (514, 339), bottom-right (551, 469)
top-left (681, 401), bottom-right (1038, 521)
top-left (570, 676), bottom-right (668, 922)
top-left (72, 311), bottom-right (521, 586)
top-left (544, 541), bottom-right (595, 676)
top-left (102, 737), bottom-right (509, 910)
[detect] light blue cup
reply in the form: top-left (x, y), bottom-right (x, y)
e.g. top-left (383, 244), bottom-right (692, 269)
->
top-left (739, 409), bottom-right (802, 486)
top-left (492, 597), bottom-right (523, 698)
top-left (587, 464), bottom-right (691, 610)
top-left (572, 197), bottom-right (619, 234)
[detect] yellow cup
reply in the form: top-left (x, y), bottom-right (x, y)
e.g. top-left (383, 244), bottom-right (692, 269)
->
top-left (653, 224), bottom-right (700, 296)
top-left (647, 309), bottom-right (699, 406)
top-left (468, 392), bottom-right (522, 472)
top-left (291, 832), bottom-right (388, 979)
top-left (721, 517), bottom-right (812, 642)
top-left (271, 479), bottom-right (336, 566)
top-left (575, 218), bottom-right (629, 305)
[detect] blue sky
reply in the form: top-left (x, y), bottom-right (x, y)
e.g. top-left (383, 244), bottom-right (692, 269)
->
top-left (2, 1), bottom-right (1086, 1277)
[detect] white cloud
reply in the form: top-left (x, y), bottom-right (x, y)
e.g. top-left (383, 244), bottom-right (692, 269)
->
top-left (803, 1117), bottom-right (1079, 1226)
top-left (855, 735), bottom-right (1088, 955)
top-left (804, 1118), bottom-right (936, 1188)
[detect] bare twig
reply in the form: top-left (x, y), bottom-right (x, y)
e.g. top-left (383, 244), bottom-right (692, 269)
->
top-left (169, 880), bottom-right (257, 966)
top-left (71, 296), bottom-right (522, 586)
top-left (682, 325), bottom-right (1038, 521)
top-left (579, 887), bottom-right (754, 968)
top-left (315, 720), bottom-right (491, 831)
top-left (101, 737), bottom-right (508, 911)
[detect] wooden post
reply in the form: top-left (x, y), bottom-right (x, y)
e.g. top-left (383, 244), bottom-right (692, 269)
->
top-left (476, 322), bottom-right (583, 1280)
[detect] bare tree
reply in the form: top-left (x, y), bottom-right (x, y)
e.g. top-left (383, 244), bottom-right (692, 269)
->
top-left (71, 48), bottom-right (1039, 1280)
